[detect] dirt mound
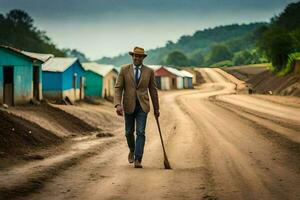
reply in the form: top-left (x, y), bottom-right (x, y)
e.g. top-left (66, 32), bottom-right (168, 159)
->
top-left (247, 70), bottom-right (300, 96)
top-left (184, 68), bottom-right (206, 84)
top-left (53, 102), bottom-right (123, 132)
top-left (222, 65), bottom-right (268, 81)
top-left (0, 109), bottom-right (62, 156)
top-left (9, 104), bottom-right (98, 137)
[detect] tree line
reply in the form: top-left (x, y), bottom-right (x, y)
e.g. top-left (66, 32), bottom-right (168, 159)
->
top-left (0, 9), bottom-right (89, 62)
top-left (165, 1), bottom-right (300, 73)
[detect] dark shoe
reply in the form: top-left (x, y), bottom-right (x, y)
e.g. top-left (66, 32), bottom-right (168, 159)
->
top-left (128, 151), bottom-right (134, 163)
top-left (134, 160), bottom-right (143, 168)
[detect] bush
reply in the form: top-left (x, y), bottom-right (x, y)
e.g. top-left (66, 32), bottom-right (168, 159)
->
top-left (278, 52), bottom-right (300, 76)
top-left (258, 1), bottom-right (300, 73)
top-left (259, 27), bottom-right (295, 72)
top-left (165, 51), bottom-right (189, 67)
top-left (210, 60), bottom-right (234, 67)
top-left (208, 44), bottom-right (233, 65)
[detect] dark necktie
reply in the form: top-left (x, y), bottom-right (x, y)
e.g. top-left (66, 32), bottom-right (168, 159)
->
top-left (135, 66), bottom-right (140, 85)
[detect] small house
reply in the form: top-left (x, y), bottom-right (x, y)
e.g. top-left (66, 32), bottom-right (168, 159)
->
top-left (165, 67), bottom-right (185, 89)
top-left (155, 66), bottom-right (177, 90)
top-left (0, 46), bottom-right (46, 106)
top-left (180, 70), bottom-right (194, 88)
top-left (183, 68), bottom-right (198, 85)
top-left (42, 57), bottom-right (85, 103)
top-left (83, 62), bottom-right (118, 99)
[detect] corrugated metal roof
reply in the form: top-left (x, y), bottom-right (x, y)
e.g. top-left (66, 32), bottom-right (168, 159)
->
top-left (165, 67), bottom-right (185, 77)
top-left (43, 57), bottom-right (78, 72)
top-left (180, 70), bottom-right (194, 78)
top-left (0, 45), bottom-right (45, 62)
top-left (147, 65), bottom-right (162, 70)
top-left (82, 62), bottom-right (116, 76)
top-left (21, 51), bottom-right (54, 62)
top-left (155, 66), bottom-right (175, 77)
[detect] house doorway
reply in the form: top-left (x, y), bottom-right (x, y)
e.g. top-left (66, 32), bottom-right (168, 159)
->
top-left (33, 66), bottom-right (40, 100)
top-left (3, 66), bottom-right (14, 106)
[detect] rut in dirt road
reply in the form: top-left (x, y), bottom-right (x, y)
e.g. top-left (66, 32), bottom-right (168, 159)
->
top-left (1, 68), bottom-right (300, 200)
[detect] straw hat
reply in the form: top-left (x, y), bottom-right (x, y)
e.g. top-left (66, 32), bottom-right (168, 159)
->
top-left (129, 47), bottom-right (147, 57)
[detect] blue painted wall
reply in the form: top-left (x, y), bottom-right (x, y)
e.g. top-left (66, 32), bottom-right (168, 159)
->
top-left (188, 78), bottom-right (193, 88)
top-left (155, 76), bottom-right (161, 89)
top-left (43, 60), bottom-right (85, 92)
top-left (62, 60), bottom-right (85, 90)
top-left (42, 72), bottom-right (62, 91)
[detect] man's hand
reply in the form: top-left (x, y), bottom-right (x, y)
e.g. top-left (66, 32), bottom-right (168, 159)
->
top-left (116, 105), bottom-right (123, 116)
top-left (154, 110), bottom-right (160, 118)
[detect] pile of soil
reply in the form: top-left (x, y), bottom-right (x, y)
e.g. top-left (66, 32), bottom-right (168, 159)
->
top-left (10, 103), bottom-right (98, 137)
top-left (247, 70), bottom-right (300, 97)
top-left (34, 104), bottom-right (98, 134)
top-left (0, 109), bottom-right (62, 156)
top-left (222, 65), bottom-right (268, 81)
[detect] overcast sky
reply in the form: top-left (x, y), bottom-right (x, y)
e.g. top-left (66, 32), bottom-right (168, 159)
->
top-left (0, 0), bottom-right (297, 60)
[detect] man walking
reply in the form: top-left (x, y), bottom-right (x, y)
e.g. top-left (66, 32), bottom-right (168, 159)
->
top-left (114, 47), bottom-right (160, 168)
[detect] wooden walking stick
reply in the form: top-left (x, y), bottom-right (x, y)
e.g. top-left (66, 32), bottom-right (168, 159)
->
top-left (155, 116), bottom-right (172, 169)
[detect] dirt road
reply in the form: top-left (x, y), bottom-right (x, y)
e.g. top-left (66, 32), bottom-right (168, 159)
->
top-left (1, 68), bottom-right (300, 200)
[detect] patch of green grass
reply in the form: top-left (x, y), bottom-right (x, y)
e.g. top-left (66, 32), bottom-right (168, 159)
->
top-left (210, 60), bottom-right (234, 67)
top-left (277, 52), bottom-right (300, 76)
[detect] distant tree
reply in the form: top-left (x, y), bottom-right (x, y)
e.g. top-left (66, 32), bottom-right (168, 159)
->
top-left (291, 28), bottom-right (300, 51)
top-left (0, 9), bottom-right (65, 56)
top-left (166, 40), bottom-right (175, 48)
top-left (189, 50), bottom-right (205, 66)
top-left (259, 27), bottom-right (295, 71)
top-left (208, 44), bottom-right (233, 64)
top-left (6, 9), bottom-right (33, 28)
top-left (63, 48), bottom-right (89, 62)
top-left (165, 51), bottom-right (189, 67)
top-left (233, 50), bottom-right (252, 65)
top-left (232, 50), bottom-right (262, 65)
top-left (273, 1), bottom-right (300, 30)
top-left (258, 1), bottom-right (300, 72)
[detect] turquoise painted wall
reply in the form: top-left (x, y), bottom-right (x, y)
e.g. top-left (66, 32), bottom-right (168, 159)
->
top-left (14, 65), bottom-right (33, 104)
top-left (0, 48), bottom-right (32, 66)
top-left (0, 48), bottom-right (39, 104)
top-left (85, 70), bottom-right (103, 97)
top-left (0, 65), bottom-right (2, 103)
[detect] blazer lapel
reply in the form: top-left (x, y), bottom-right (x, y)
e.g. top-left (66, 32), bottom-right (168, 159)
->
top-left (137, 65), bottom-right (145, 88)
top-left (129, 64), bottom-right (136, 86)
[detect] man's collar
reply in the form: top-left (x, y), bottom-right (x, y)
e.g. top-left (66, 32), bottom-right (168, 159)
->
top-left (133, 64), bottom-right (142, 69)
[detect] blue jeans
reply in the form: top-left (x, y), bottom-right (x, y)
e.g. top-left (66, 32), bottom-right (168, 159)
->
top-left (124, 99), bottom-right (148, 162)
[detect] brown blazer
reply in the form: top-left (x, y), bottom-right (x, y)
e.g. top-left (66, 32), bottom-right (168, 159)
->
top-left (114, 64), bottom-right (159, 114)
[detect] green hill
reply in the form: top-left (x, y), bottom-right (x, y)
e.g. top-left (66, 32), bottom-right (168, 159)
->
top-left (96, 22), bottom-right (266, 67)
top-left (0, 9), bottom-right (65, 56)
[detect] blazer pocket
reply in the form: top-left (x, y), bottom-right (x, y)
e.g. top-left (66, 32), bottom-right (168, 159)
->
top-left (144, 94), bottom-right (149, 101)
